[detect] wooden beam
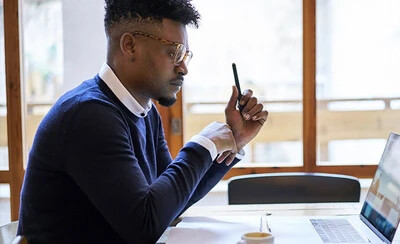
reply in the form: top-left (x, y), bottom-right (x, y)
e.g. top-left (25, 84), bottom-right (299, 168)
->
top-left (154, 101), bottom-right (171, 148)
top-left (154, 90), bottom-right (183, 159)
top-left (223, 167), bottom-right (305, 180)
top-left (184, 110), bottom-right (400, 144)
top-left (168, 91), bottom-right (183, 158)
top-left (0, 171), bottom-right (11, 183)
top-left (223, 165), bottom-right (377, 180)
top-left (4, 0), bottom-right (25, 221)
top-left (303, 0), bottom-right (317, 171)
top-left (313, 165), bottom-right (378, 179)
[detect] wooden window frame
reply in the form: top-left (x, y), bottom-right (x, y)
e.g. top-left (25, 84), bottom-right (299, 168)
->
top-left (0, 0), bottom-right (377, 221)
top-left (2, 0), bottom-right (25, 221)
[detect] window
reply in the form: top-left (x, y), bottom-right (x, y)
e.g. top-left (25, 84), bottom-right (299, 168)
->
top-left (185, 0), bottom-right (303, 166)
top-left (0, 184), bottom-right (10, 226)
top-left (184, 0), bottom-right (396, 178)
top-left (316, 0), bottom-right (400, 166)
top-left (21, 0), bottom-right (107, 166)
top-left (22, 0), bottom-right (63, 168)
top-left (0, 1), bottom-right (11, 226)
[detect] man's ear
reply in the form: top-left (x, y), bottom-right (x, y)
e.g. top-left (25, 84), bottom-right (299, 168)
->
top-left (120, 33), bottom-right (136, 58)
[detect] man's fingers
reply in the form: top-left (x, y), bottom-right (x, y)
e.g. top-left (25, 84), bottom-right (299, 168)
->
top-left (252, 110), bottom-right (269, 125)
top-left (225, 153), bottom-right (237, 166)
top-left (241, 97), bottom-right (258, 118)
top-left (199, 121), bottom-right (238, 154)
top-left (239, 89), bottom-right (253, 106)
top-left (226, 86), bottom-right (239, 111)
top-left (244, 103), bottom-right (264, 120)
top-left (217, 151), bottom-right (230, 163)
top-left (217, 151), bottom-right (237, 165)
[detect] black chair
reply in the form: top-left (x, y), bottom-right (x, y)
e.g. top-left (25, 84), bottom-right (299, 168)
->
top-left (228, 172), bottom-right (361, 204)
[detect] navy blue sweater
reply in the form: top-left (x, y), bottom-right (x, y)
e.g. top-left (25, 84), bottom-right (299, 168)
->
top-left (18, 75), bottom-right (238, 244)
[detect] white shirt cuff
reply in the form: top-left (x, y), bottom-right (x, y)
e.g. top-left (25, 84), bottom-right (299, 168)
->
top-left (236, 148), bottom-right (245, 160)
top-left (190, 135), bottom-right (246, 162)
top-left (190, 135), bottom-right (218, 161)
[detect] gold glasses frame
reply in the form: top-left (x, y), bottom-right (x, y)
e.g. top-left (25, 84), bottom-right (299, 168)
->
top-left (131, 31), bottom-right (193, 67)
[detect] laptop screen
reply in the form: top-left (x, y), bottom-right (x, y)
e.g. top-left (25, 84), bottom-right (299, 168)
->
top-left (360, 133), bottom-right (400, 242)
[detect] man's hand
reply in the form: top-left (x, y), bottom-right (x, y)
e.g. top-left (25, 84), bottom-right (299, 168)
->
top-left (199, 122), bottom-right (238, 165)
top-left (225, 86), bottom-right (269, 151)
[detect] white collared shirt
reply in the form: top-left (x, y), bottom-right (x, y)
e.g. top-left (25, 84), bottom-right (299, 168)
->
top-left (99, 63), bottom-right (152, 118)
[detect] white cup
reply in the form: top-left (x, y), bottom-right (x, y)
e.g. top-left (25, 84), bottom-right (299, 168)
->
top-left (237, 232), bottom-right (274, 244)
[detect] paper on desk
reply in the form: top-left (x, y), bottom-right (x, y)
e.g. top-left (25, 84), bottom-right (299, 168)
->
top-left (167, 215), bottom-right (336, 244)
top-left (166, 216), bottom-right (260, 244)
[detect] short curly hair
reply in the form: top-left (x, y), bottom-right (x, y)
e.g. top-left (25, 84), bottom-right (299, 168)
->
top-left (104, 0), bottom-right (200, 34)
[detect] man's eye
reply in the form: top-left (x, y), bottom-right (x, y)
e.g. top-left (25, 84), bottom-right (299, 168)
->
top-left (168, 52), bottom-right (175, 58)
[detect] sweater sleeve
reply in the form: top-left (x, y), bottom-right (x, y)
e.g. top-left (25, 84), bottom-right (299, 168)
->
top-left (178, 158), bottom-right (240, 215)
top-left (154, 110), bottom-right (173, 176)
top-left (64, 102), bottom-right (213, 243)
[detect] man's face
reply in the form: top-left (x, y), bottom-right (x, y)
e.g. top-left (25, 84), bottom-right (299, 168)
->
top-left (134, 19), bottom-right (190, 107)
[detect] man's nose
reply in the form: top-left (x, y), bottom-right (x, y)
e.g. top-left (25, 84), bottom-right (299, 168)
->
top-left (175, 61), bottom-right (188, 76)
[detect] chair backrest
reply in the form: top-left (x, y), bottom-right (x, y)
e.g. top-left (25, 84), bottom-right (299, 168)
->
top-left (228, 172), bottom-right (361, 204)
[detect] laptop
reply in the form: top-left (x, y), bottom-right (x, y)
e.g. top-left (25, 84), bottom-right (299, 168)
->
top-left (268, 132), bottom-right (400, 244)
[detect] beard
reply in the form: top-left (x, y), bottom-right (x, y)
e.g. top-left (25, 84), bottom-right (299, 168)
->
top-left (156, 76), bottom-right (183, 107)
top-left (158, 96), bottom-right (177, 107)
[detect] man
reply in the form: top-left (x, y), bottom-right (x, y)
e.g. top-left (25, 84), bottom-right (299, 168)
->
top-left (18, 0), bottom-right (268, 243)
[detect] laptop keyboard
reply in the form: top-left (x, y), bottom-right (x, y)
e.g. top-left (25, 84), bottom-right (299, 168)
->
top-left (310, 219), bottom-right (367, 243)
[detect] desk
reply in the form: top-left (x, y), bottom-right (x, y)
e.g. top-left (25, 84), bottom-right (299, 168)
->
top-left (182, 202), bottom-right (363, 217)
top-left (159, 203), bottom-right (400, 243)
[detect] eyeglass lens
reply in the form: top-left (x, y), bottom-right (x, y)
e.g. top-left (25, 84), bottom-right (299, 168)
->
top-left (174, 44), bottom-right (192, 66)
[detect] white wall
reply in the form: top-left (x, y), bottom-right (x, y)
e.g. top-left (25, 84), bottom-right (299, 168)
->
top-left (61, 0), bottom-right (106, 93)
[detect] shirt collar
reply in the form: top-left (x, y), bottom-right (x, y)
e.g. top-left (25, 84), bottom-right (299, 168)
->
top-left (99, 63), bottom-right (152, 117)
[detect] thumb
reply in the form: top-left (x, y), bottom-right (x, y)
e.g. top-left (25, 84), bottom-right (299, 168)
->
top-left (226, 86), bottom-right (239, 110)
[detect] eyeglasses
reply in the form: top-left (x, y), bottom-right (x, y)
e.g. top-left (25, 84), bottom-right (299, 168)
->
top-left (132, 31), bottom-right (193, 67)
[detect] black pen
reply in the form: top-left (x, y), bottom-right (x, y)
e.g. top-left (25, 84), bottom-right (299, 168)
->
top-left (232, 63), bottom-right (244, 112)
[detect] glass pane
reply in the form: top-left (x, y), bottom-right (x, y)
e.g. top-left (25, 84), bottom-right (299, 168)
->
top-left (0, 184), bottom-right (11, 226)
top-left (22, 0), bottom-right (64, 168)
top-left (22, 0), bottom-right (106, 168)
top-left (316, 0), bottom-right (400, 165)
top-left (0, 0), bottom-right (9, 171)
top-left (184, 0), bottom-right (303, 166)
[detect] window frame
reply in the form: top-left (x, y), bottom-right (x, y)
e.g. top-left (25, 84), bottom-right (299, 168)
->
top-left (2, 0), bottom-right (25, 221)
